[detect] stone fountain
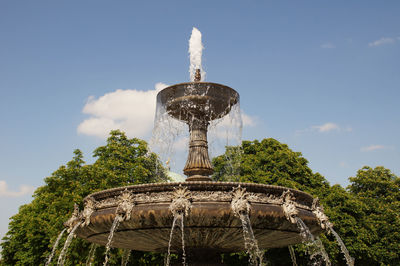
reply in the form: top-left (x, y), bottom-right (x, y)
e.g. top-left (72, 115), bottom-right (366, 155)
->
top-left (63, 68), bottom-right (331, 265)
top-left (52, 28), bottom-right (356, 266)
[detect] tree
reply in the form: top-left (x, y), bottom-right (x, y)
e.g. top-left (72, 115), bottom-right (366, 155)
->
top-left (212, 139), bottom-right (330, 195)
top-left (1, 130), bottom-right (169, 265)
top-left (213, 138), bottom-right (336, 265)
top-left (346, 166), bottom-right (400, 265)
top-left (212, 139), bottom-right (400, 265)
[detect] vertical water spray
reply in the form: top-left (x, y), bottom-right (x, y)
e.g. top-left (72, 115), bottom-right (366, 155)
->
top-left (189, 27), bottom-right (205, 82)
top-left (45, 228), bottom-right (67, 266)
top-left (57, 221), bottom-right (82, 266)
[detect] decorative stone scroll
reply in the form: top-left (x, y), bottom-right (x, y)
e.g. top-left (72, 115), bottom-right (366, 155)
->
top-left (65, 203), bottom-right (81, 233)
top-left (116, 189), bottom-right (135, 222)
top-left (281, 190), bottom-right (299, 224)
top-left (169, 185), bottom-right (192, 216)
top-left (81, 197), bottom-right (96, 227)
top-left (312, 198), bottom-right (332, 230)
top-left (231, 186), bottom-right (250, 216)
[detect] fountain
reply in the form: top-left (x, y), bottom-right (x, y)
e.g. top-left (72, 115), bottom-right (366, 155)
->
top-left (53, 28), bottom-right (353, 265)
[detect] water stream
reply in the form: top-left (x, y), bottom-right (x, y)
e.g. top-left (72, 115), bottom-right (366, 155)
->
top-left (180, 215), bottom-right (187, 265)
top-left (288, 246), bottom-right (298, 266)
top-left (121, 249), bottom-right (131, 266)
top-left (45, 228), bottom-right (66, 266)
top-left (85, 243), bottom-right (97, 266)
top-left (238, 213), bottom-right (264, 266)
top-left (166, 214), bottom-right (179, 266)
top-left (165, 213), bottom-right (186, 266)
top-left (57, 222), bottom-right (81, 266)
top-left (327, 225), bottom-right (354, 266)
top-left (103, 216), bottom-right (121, 266)
top-left (295, 217), bottom-right (331, 266)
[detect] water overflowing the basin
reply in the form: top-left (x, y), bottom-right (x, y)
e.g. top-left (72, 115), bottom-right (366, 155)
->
top-left (57, 221), bottom-right (81, 266)
top-left (45, 228), bottom-right (66, 266)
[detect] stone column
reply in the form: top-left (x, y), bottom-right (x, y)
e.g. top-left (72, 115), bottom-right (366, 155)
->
top-left (184, 117), bottom-right (213, 181)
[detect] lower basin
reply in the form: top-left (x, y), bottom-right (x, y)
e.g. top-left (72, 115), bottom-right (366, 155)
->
top-left (75, 182), bottom-right (321, 252)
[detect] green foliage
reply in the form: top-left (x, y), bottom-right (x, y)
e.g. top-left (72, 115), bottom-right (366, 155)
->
top-left (2, 135), bottom-right (399, 265)
top-left (213, 139), bottom-right (330, 195)
top-left (346, 166), bottom-right (400, 265)
top-left (1, 130), bottom-right (168, 265)
top-left (213, 139), bottom-right (400, 266)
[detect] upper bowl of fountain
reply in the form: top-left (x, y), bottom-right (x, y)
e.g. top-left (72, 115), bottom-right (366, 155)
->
top-left (157, 82), bottom-right (239, 123)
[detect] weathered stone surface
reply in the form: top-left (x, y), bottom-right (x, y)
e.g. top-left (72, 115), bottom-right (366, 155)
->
top-left (74, 182), bottom-right (321, 252)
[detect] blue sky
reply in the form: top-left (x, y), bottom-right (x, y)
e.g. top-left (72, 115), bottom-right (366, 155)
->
top-left (0, 1), bottom-right (399, 242)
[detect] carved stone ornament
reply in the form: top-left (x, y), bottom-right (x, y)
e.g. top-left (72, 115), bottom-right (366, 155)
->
top-left (169, 185), bottom-right (191, 216)
top-left (231, 186), bottom-right (250, 216)
top-left (81, 196), bottom-right (96, 227)
top-left (65, 203), bottom-right (81, 233)
top-left (116, 189), bottom-right (135, 222)
top-left (281, 190), bottom-right (299, 224)
top-left (312, 198), bottom-right (332, 230)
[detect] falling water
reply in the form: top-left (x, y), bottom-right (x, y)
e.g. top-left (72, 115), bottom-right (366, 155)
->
top-left (121, 249), bottom-right (131, 266)
top-left (85, 243), bottom-right (97, 266)
top-left (165, 213), bottom-right (187, 266)
top-left (149, 100), bottom-right (188, 175)
top-left (327, 225), bottom-right (354, 266)
top-left (103, 216), bottom-right (121, 266)
top-left (45, 228), bottom-right (67, 266)
top-left (180, 214), bottom-right (187, 265)
top-left (57, 222), bottom-right (81, 266)
top-left (166, 214), bottom-right (179, 266)
top-left (208, 102), bottom-right (243, 181)
top-left (189, 27), bottom-right (205, 82)
top-left (288, 246), bottom-right (298, 266)
top-left (238, 213), bottom-right (264, 266)
top-left (295, 217), bottom-right (331, 266)
top-left (295, 217), bottom-right (315, 242)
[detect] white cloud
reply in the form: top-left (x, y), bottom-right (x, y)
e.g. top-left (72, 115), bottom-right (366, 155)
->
top-left (78, 83), bottom-right (258, 144)
top-left (321, 42), bottom-right (336, 49)
top-left (296, 122), bottom-right (348, 135)
top-left (368, 37), bottom-right (396, 47)
top-left (0, 180), bottom-right (35, 197)
top-left (77, 83), bottom-right (168, 139)
top-left (312, 122), bottom-right (340, 133)
top-left (361, 145), bottom-right (387, 152)
top-left (242, 113), bottom-right (256, 127)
